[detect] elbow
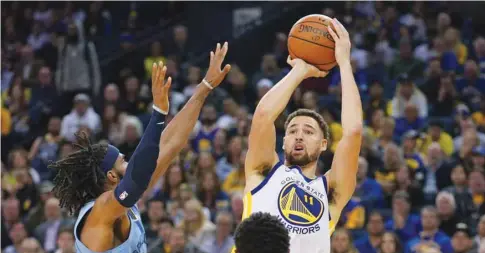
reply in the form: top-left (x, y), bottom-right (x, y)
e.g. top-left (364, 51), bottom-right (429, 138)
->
top-left (343, 123), bottom-right (364, 137)
top-left (253, 108), bottom-right (273, 123)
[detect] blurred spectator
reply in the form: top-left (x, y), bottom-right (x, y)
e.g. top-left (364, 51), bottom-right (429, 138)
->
top-left (353, 157), bottom-right (384, 211)
top-left (354, 211), bottom-right (385, 253)
top-left (53, 227), bottom-right (75, 253)
top-left (404, 206), bottom-right (453, 253)
top-left (386, 191), bottom-right (422, 243)
top-left (34, 198), bottom-right (74, 253)
top-left (118, 115), bottom-right (143, 160)
top-left (60, 94), bottom-right (101, 142)
top-left (222, 149), bottom-right (247, 195)
top-left (474, 37), bottom-right (485, 73)
top-left (4, 222), bottom-right (28, 253)
top-left (391, 74), bottom-right (428, 119)
top-left (191, 104), bottom-right (220, 153)
top-left (331, 228), bottom-right (359, 253)
top-left (206, 211), bottom-right (234, 253)
top-left (197, 170), bottom-right (230, 222)
top-left (436, 191), bottom-right (461, 237)
top-left (144, 41), bottom-right (167, 80)
top-left (55, 22), bottom-right (101, 98)
top-left (180, 199), bottom-right (215, 253)
top-left (20, 237), bottom-right (45, 253)
top-left (377, 231), bottom-right (404, 253)
top-left (451, 223), bottom-right (476, 253)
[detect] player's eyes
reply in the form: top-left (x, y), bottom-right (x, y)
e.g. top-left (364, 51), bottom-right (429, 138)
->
top-left (305, 130), bottom-right (313, 135)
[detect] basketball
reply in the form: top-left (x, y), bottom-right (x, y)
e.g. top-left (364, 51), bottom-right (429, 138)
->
top-left (288, 14), bottom-right (337, 71)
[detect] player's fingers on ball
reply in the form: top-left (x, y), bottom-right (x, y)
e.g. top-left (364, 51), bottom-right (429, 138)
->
top-left (327, 25), bottom-right (338, 41)
top-left (331, 19), bottom-right (342, 37)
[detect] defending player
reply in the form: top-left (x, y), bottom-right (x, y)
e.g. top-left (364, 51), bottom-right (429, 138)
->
top-left (48, 42), bottom-right (231, 253)
top-left (234, 212), bottom-right (290, 253)
top-left (243, 19), bottom-right (363, 252)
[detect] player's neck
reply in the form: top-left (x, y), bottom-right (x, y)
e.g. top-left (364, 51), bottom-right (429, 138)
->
top-left (286, 160), bottom-right (318, 179)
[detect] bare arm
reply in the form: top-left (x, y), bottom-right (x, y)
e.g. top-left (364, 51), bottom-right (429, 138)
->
top-left (246, 66), bottom-right (304, 174)
top-left (325, 20), bottom-right (363, 220)
top-left (148, 42), bottom-right (231, 190)
top-left (147, 84), bottom-right (210, 190)
top-left (246, 58), bottom-right (327, 176)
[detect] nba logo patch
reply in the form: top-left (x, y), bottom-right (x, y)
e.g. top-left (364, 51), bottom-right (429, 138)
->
top-left (277, 182), bottom-right (324, 226)
top-left (119, 191), bottom-right (129, 200)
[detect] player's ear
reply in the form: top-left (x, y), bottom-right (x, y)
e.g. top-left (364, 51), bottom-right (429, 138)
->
top-left (106, 170), bottom-right (119, 183)
top-left (320, 138), bottom-right (328, 152)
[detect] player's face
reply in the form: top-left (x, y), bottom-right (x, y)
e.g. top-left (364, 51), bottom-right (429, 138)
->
top-left (112, 154), bottom-right (128, 181)
top-left (283, 116), bottom-right (327, 167)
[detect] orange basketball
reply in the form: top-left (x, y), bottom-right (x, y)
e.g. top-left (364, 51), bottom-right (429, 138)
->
top-left (288, 14), bottom-right (337, 71)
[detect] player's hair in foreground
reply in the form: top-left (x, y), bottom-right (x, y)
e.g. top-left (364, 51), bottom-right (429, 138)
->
top-left (48, 132), bottom-right (108, 215)
top-left (234, 212), bottom-right (290, 253)
top-left (284, 108), bottom-right (330, 140)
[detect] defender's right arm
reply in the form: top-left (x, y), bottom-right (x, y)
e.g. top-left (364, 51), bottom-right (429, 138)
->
top-left (245, 58), bottom-right (327, 177)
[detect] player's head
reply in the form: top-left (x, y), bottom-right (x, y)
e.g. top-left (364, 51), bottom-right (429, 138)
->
top-left (283, 109), bottom-right (329, 167)
top-left (234, 212), bottom-right (290, 253)
top-left (48, 132), bottom-right (128, 214)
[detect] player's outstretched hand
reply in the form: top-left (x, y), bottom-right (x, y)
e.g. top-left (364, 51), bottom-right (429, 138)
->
top-left (327, 18), bottom-right (351, 66)
top-left (152, 61), bottom-right (172, 113)
top-left (203, 42), bottom-right (232, 89)
top-left (287, 55), bottom-right (328, 79)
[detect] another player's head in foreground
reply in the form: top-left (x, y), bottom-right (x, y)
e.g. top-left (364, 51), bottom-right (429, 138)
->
top-left (48, 132), bottom-right (127, 214)
top-left (283, 108), bottom-right (330, 167)
top-left (234, 212), bottom-right (290, 253)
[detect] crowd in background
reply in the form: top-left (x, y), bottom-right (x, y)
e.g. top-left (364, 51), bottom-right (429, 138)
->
top-left (2, 1), bottom-right (485, 253)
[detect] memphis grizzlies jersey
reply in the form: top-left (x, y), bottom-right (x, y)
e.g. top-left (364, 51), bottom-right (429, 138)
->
top-left (243, 161), bottom-right (334, 253)
top-left (74, 201), bottom-right (147, 253)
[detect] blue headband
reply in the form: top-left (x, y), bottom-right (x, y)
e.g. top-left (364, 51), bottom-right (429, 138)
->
top-left (101, 145), bottom-right (120, 173)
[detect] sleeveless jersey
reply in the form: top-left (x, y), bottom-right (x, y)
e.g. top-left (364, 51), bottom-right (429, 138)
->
top-left (243, 161), bottom-right (335, 253)
top-left (74, 201), bottom-right (147, 253)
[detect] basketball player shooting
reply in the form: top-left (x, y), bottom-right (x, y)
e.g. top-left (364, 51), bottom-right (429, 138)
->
top-left (48, 42), bottom-right (231, 253)
top-left (243, 19), bottom-right (363, 253)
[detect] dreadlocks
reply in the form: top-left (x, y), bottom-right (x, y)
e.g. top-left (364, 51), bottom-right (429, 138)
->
top-left (48, 132), bottom-right (108, 215)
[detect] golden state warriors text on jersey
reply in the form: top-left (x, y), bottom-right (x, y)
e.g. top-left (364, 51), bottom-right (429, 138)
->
top-left (244, 162), bottom-right (332, 253)
top-left (276, 176), bottom-right (325, 234)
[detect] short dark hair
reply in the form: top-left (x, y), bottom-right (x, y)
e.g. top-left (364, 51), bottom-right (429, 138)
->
top-left (284, 108), bottom-right (330, 140)
top-left (234, 212), bottom-right (290, 253)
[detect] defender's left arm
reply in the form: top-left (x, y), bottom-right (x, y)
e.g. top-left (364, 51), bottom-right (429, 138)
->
top-left (325, 19), bottom-right (363, 222)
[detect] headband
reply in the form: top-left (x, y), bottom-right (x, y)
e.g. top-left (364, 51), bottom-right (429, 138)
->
top-left (101, 145), bottom-right (120, 173)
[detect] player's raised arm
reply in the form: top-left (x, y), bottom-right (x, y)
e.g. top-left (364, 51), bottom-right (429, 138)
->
top-left (325, 19), bottom-right (363, 218)
top-left (86, 62), bottom-right (172, 222)
top-left (246, 57), bottom-right (328, 174)
top-left (147, 42), bottom-right (231, 189)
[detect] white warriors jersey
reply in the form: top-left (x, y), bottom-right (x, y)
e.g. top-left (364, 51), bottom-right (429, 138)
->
top-left (242, 161), bottom-right (335, 253)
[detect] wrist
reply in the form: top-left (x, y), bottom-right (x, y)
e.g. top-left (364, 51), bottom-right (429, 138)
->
top-left (152, 105), bottom-right (168, 115)
top-left (338, 60), bottom-right (352, 70)
top-left (291, 64), bottom-right (307, 81)
top-left (195, 83), bottom-right (211, 97)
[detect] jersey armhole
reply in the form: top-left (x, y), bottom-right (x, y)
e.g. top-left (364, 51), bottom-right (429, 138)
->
top-left (75, 208), bottom-right (93, 240)
top-left (322, 175), bottom-right (332, 222)
top-left (250, 160), bottom-right (282, 195)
